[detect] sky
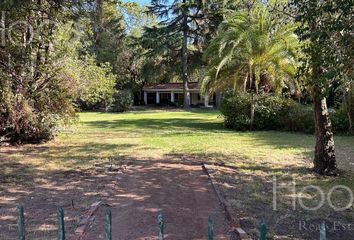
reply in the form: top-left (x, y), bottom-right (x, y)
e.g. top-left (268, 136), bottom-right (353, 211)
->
top-left (124, 0), bottom-right (151, 6)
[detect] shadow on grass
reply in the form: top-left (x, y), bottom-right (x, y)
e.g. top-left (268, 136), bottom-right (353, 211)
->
top-left (83, 117), bottom-right (315, 148)
top-left (0, 144), bottom-right (352, 239)
top-left (0, 143), bottom-right (137, 167)
top-left (83, 118), bottom-right (225, 132)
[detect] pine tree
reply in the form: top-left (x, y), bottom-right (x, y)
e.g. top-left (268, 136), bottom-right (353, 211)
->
top-left (145, 0), bottom-right (221, 108)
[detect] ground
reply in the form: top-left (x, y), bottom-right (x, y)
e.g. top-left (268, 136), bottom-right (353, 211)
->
top-left (0, 109), bottom-right (353, 239)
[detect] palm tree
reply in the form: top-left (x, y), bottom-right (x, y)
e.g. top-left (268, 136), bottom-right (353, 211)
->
top-left (202, 3), bottom-right (301, 95)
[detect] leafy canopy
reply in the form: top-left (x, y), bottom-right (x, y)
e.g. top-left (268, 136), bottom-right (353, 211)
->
top-left (203, 1), bottom-right (301, 95)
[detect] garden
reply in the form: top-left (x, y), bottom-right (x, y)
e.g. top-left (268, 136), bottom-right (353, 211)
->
top-left (1, 110), bottom-right (353, 239)
top-left (0, 0), bottom-right (353, 239)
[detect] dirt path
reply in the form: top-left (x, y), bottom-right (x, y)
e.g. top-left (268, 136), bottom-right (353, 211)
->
top-left (84, 162), bottom-right (233, 240)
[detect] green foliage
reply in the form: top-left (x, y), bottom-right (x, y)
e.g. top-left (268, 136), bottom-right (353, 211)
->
top-left (330, 108), bottom-right (350, 134)
top-left (253, 95), bottom-right (285, 130)
top-left (54, 22), bottom-right (116, 110)
top-left (0, 0), bottom-right (80, 143)
top-left (342, 83), bottom-right (354, 133)
top-left (61, 57), bottom-right (116, 106)
top-left (280, 101), bottom-right (314, 134)
top-left (203, 1), bottom-right (301, 95)
top-left (109, 90), bottom-right (133, 112)
top-left (120, 2), bottom-right (157, 38)
top-left (221, 93), bottom-right (252, 130)
top-left (221, 92), bottom-right (351, 134)
top-left (292, 0), bottom-right (353, 95)
top-left (92, 0), bottom-right (126, 71)
top-left (142, 0), bottom-right (222, 84)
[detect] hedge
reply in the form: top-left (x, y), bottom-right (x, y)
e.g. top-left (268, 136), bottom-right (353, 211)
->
top-left (221, 92), bottom-right (351, 134)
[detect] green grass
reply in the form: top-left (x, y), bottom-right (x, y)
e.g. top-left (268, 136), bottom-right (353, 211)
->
top-left (4, 108), bottom-right (351, 187)
top-left (51, 110), bottom-right (352, 171)
top-left (1, 109), bottom-right (353, 239)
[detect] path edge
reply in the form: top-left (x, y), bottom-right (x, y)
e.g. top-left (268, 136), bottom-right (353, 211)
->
top-left (202, 163), bottom-right (252, 240)
top-left (74, 201), bottom-right (109, 240)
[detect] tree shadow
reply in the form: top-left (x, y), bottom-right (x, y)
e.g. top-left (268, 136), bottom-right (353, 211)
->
top-left (0, 143), bottom-right (137, 167)
top-left (207, 163), bottom-right (354, 240)
top-left (0, 159), bottom-right (233, 240)
top-left (83, 118), bottom-right (226, 133)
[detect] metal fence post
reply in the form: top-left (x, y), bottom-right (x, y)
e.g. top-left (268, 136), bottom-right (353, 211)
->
top-left (158, 211), bottom-right (164, 240)
top-left (57, 208), bottom-right (65, 240)
top-left (320, 222), bottom-right (326, 240)
top-left (208, 215), bottom-right (214, 240)
top-left (17, 205), bottom-right (25, 240)
top-left (105, 208), bottom-right (112, 240)
top-left (260, 222), bottom-right (266, 240)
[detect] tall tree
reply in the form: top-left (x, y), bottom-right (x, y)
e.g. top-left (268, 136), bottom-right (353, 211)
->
top-left (203, 1), bottom-right (300, 95)
top-left (92, 0), bottom-right (125, 71)
top-left (145, 0), bottom-right (222, 108)
top-left (115, 2), bottom-right (157, 104)
top-left (0, 0), bottom-right (85, 143)
top-left (292, 0), bottom-right (353, 175)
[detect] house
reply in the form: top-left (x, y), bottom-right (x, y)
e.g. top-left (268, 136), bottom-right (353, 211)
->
top-left (142, 82), bottom-right (219, 107)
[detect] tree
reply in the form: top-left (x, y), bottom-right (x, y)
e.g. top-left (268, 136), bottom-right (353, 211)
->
top-left (92, 0), bottom-right (126, 72)
top-left (0, 0), bottom-right (119, 143)
top-left (115, 2), bottom-right (157, 104)
top-left (202, 1), bottom-right (301, 95)
top-left (0, 0), bottom-right (83, 143)
top-left (145, 0), bottom-right (222, 108)
top-left (292, 0), bottom-right (353, 175)
top-left (343, 83), bottom-right (354, 134)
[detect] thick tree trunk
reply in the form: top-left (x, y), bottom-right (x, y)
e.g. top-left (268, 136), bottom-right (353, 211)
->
top-left (182, 1), bottom-right (190, 109)
top-left (313, 88), bottom-right (337, 176)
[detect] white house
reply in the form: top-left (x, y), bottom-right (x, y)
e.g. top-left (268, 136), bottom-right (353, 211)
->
top-left (142, 82), bottom-right (218, 107)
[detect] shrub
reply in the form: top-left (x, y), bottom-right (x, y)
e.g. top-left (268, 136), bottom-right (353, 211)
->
top-left (331, 108), bottom-right (350, 134)
top-left (280, 100), bottom-right (314, 133)
top-left (221, 92), bottom-right (351, 135)
top-left (221, 92), bottom-right (287, 131)
top-left (254, 95), bottom-right (284, 130)
top-left (109, 90), bottom-right (133, 112)
top-left (221, 92), bottom-right (252, 130)
top-left (0, 75), bottom-right (76, 143)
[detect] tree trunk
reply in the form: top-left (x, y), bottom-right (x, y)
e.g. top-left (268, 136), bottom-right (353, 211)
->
top-left (95, 0), bottom-right (104, 57)
top-left (182, 1), bottom-right (190, 109)
top-left (313, 87), bottom-right (337, 176)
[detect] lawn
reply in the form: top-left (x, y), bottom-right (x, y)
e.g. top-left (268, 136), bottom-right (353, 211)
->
top-left (1, 109), bottom-right (353, 239)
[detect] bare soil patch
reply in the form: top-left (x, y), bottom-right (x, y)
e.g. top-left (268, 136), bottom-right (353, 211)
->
top-left (84, 162), bottom-right (233, 240)
top-left (0, 156), bottom-right (233, 239)
top-left (205, 164), bottom-right (354, 240)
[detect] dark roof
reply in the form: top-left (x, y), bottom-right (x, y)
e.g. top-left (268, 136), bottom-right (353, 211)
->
top-left (143, 82), bottom-right (199, 90)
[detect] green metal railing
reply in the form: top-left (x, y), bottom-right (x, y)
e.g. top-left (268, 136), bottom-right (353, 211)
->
top-left (15, 205), bottom-right (328, 240)
top-left (17, 206), bottom-right (25, 240)
top-left (158, 211), bottom-right (164, 240)
top-left (260, 221), bottom-right (267, 240)
top-left (208, 215), bottom-right (214, 240)
top-left (105, 208), bottom-right (112, 240)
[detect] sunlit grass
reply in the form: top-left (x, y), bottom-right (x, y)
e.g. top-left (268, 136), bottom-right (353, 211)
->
top-left (1, 109), bottom-right (353, 239)
top-left (2, 109), bottom-right (352, 172)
